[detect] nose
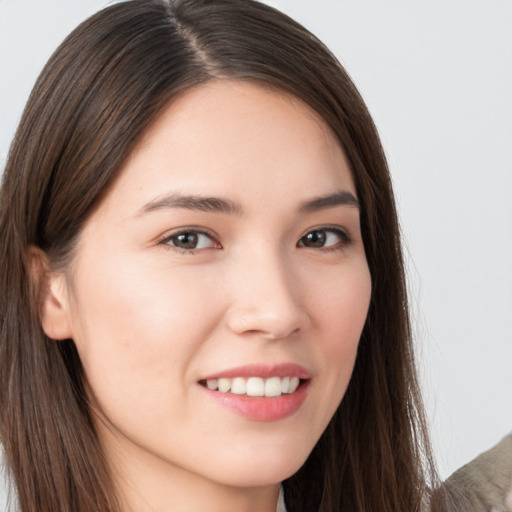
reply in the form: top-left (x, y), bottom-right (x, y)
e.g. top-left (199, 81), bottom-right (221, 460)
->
top-left (224, 249), bottom-right (309, 340)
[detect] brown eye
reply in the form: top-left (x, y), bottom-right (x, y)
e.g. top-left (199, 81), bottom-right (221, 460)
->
top-left (164, 230), bottom-right (218, 251)
top-left (298, 228), bottom-right (350, 249)
top-left (173, 232), bottom-right (199, 249)
top-left (301, 230), bottom-right (326, 248)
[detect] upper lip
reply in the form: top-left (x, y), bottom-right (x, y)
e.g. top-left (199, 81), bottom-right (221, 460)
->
top-left (201, 363), bottom-right (311, 381)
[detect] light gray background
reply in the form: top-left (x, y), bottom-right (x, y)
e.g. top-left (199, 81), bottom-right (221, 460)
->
top-left (0, 0), bottom-right (511, 500)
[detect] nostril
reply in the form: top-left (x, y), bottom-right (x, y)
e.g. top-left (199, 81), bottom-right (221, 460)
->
top-left (225, 304), bottom-right (306, 341)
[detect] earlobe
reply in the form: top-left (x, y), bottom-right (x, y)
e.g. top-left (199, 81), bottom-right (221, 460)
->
top-left (28, 246), bottom-right (73, 341)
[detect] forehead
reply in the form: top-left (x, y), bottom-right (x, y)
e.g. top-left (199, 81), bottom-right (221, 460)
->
top-left (102, 79), bottom-right (355, 215)
top-left (139, 79), bottom-right (339, 146)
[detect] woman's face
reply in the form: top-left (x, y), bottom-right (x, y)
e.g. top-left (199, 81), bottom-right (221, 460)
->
top-left (46, 81), bottom-right (371, 493)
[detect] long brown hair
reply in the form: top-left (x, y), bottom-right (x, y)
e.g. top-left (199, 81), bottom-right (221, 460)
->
top-left (1, 1), bottom-right (439, 510)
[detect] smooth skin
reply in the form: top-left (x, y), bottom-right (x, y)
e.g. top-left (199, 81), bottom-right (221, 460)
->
top-left (39, 81), bottom-right (372, 512)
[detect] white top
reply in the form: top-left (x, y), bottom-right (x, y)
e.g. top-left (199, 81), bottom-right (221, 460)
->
top-left (276, 485), bottom-right (287, 512)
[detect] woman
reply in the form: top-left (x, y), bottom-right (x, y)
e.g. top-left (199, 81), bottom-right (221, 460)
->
top-left (0, 1), bottom-right (440, 511)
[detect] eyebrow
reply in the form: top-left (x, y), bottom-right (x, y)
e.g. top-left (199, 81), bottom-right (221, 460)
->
top-left (139, 190), bottom-right (359, 216)
top-left (298, 191), bottom-right (360, 212)
top-left (141, 193), bottom-right (243, 215)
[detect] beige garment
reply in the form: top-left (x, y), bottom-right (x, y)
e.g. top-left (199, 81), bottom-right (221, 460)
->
top-left (441, 433), bottom-right (512, 512)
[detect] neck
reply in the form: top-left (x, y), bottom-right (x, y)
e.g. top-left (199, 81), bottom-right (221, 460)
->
top-left (102, 426), bottom-right (280, 512)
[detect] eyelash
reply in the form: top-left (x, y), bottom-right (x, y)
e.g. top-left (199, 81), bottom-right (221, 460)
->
top-left (159, 228), bottom-right (220, 255)
top-left (159, 226), bottom-right (352, 254)
top-left (297, 226), bottom-right (352, 252)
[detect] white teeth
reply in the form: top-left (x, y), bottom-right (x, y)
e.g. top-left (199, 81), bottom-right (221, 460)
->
top-left (289, 376), bottom-right (300, 393)
top-left (217, 378), bottom-right (231, 393)
top-left (230, 377), bottom-right (247, 395)
top-left (206, 379), bottom-right (218, 390)
top-left (246, 377), bottom-right (265, 396)
top-left (204, 376), bottom-right (302, 397)
top-left (265, 376), bottom-right (282, 397)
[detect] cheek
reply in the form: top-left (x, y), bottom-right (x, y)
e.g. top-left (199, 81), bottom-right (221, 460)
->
top-left (67, 256), bottom-right (224, 413)
top-left (314, 258), bottom-right (371, 347)
top-left (308, 259), bottom-right (371, 415)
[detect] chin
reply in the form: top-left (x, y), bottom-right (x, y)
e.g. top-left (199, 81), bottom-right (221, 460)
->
top-left (200, 441), bottom-right (312, 488)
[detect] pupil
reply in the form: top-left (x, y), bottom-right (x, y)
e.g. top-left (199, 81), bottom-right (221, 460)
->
top-left (305, 231), bottom-right (325, 247)
top-left (176, 232), bottom-right (198, 249)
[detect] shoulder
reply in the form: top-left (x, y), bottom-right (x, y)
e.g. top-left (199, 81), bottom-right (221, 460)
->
top-left (442, 432), bottom-right (512, 512)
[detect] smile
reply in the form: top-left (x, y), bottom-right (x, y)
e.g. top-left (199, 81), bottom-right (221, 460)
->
top-left (199, 364), bottom-right (311, 421)
top-left (201, 376), bottom-right (301, 397)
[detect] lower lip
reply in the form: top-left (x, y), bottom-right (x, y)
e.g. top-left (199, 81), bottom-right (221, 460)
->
top-left (201, 382), bottom-right (309, 422)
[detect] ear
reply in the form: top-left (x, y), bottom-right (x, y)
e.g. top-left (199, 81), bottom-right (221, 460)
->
top-left (28, 246), bottom-right (74, 340)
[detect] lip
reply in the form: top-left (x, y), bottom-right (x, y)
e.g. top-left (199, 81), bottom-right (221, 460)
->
top-left (199, 363), bottom-right (311, 422)
top-left (201, 381), bottom-right (309, 422)
top-left (201, 363), bottom-right (311, 381)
